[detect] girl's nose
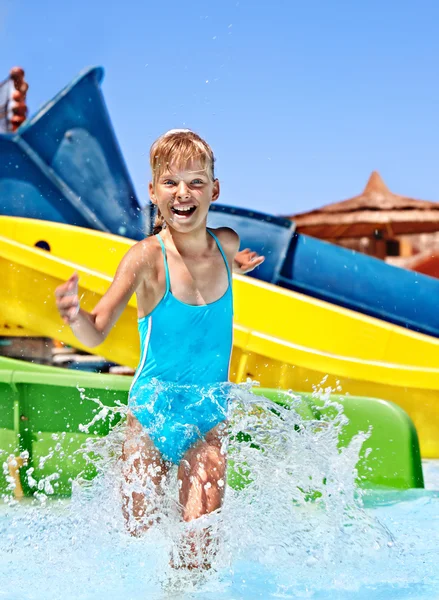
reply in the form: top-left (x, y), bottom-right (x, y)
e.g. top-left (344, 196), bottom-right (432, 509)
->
top-left (176, 181), bottom-right (190, 198)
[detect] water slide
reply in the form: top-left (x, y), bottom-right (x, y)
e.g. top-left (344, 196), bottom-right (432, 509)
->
top-left (2, 65), bottom-right (439, 458)
top-left (1, 216), bottom-right (439, 458)
top-left (2, 65), bottom-right (439, 338)
top-left (0, 67), bottom-right (146, 240)
top-left (208, 205), bottom-right (439, 338)
top-left (0, 355), bottom-right (423, 496)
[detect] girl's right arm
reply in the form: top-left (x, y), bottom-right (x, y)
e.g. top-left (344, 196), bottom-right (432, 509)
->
top-left (55, 244), bottom-right (149, 348)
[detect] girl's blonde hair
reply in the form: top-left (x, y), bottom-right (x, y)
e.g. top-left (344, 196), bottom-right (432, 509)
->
top-left (150, 129), bottom-right (216, 234)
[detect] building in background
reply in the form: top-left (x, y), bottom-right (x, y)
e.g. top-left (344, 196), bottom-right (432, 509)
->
top-left (285, 171), bottom-right (439, 277)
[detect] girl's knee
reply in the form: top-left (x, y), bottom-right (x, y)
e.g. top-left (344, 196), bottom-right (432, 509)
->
top-left (185, 445), bottom-right (226, 481)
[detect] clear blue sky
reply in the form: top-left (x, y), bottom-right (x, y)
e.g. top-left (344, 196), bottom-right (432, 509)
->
top-left (1, 0), bottom-right (438, 215)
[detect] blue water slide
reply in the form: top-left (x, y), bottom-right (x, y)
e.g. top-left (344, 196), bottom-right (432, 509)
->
top-left (208, 204), bottom-right (296, 283)
top-left (208, 204), bottom-right (439, 338)
top-left (0, 67), bottom-right (146, 240)
top-left (0, 135), bottom-right (101, 227)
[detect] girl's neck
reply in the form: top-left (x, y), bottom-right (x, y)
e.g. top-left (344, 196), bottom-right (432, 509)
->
top-left (160, 224), bottom-right (211, 257)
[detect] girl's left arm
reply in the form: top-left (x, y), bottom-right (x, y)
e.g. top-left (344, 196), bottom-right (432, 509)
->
top-left (215, 227), bottom-right (265, 274)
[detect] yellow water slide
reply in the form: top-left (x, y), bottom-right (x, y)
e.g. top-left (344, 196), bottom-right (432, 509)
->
top-left (1, 216), bottom-right (439, 457)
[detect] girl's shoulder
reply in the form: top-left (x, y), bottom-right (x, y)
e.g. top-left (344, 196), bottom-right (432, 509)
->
top-left (209, 227), bottom-right (240, 257)
top-left (131, 233), bottom-right (163, 253)
top-left (121, 235), bottom-right (164, 276)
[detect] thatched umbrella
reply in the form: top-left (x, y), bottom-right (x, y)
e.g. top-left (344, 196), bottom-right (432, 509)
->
top-left (286, 172), bottom-right (439, 240)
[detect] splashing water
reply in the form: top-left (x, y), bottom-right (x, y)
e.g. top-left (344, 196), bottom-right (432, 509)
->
top-left (0, 382), bottom-right (438, 599)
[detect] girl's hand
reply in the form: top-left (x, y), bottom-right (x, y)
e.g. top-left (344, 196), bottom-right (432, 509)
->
top-left (233, 248), bottom-right (265, 274)
top-left (55, 272), bottom-right (80, 324)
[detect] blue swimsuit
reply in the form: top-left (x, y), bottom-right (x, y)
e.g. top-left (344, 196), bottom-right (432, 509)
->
top-left (128, 230), bottom-right (234, 464)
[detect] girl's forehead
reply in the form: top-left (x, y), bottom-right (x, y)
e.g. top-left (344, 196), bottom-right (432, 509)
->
top-left (160, 160), bottom-right (210, 178)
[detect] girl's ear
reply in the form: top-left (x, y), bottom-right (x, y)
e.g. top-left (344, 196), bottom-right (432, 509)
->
top-left (211, 178), bottom-right (220, 202)
top-left (149, 181), bottom-right (157, 205)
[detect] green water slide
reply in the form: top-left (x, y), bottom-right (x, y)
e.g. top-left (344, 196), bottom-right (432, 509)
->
top-left (0, 357), bottom-right (423, 497)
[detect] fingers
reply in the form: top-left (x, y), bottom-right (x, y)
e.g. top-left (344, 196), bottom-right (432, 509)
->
top-left (57, 295), bottom-right (80, 322)
top-left (244, 252), bottom-right (264, 265)
top-left (55, 272), bottom-right (78, 295)
top-left (57, 294), bottom-right (79, 311)
top-left (242, 250), bottom-right (265, 264)
top-left (55, 273), bottom-right (80, 323)
top-left (238, 253), bottom-right (265, 273)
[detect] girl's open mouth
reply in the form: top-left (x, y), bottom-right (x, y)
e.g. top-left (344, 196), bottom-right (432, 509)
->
top-left (171, 205), bottom-right (197, 217)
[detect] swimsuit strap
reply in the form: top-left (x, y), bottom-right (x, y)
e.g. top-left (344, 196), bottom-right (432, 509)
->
top-left (156, 233), bottom-right (171, 294)
top-left (207, 229), bottom-right (232, 286)
top-left (156, 230), bottom-right (232, 291)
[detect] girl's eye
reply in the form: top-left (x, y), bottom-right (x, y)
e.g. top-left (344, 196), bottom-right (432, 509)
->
top-left (191, 179), bottom-right (204, 185)
top-left (163, 180), bottom-right (176, 186)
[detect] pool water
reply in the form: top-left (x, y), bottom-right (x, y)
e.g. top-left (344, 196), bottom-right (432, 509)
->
top-left (1, 387), bottom-right (438, 599)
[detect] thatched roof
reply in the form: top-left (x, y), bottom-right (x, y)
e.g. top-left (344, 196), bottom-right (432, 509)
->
top-left (286, 172), bottom-right (439, 239)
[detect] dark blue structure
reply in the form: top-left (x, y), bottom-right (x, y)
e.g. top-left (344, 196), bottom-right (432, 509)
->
top-left (208, 204), bottom-right (439, 338)
top-left (0, 67), bottom-right (146, 239)
top-left (208, 204), bottom-right (296, 283)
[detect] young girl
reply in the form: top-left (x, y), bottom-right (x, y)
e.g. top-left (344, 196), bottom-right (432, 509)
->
top-left (55, 129), bottom-right (264, 569)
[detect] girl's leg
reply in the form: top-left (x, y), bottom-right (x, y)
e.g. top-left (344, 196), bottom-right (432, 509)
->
top-left (121, 411), bottom-right (169, 536)
top-left (176, 422), bottom-right (228, 568)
